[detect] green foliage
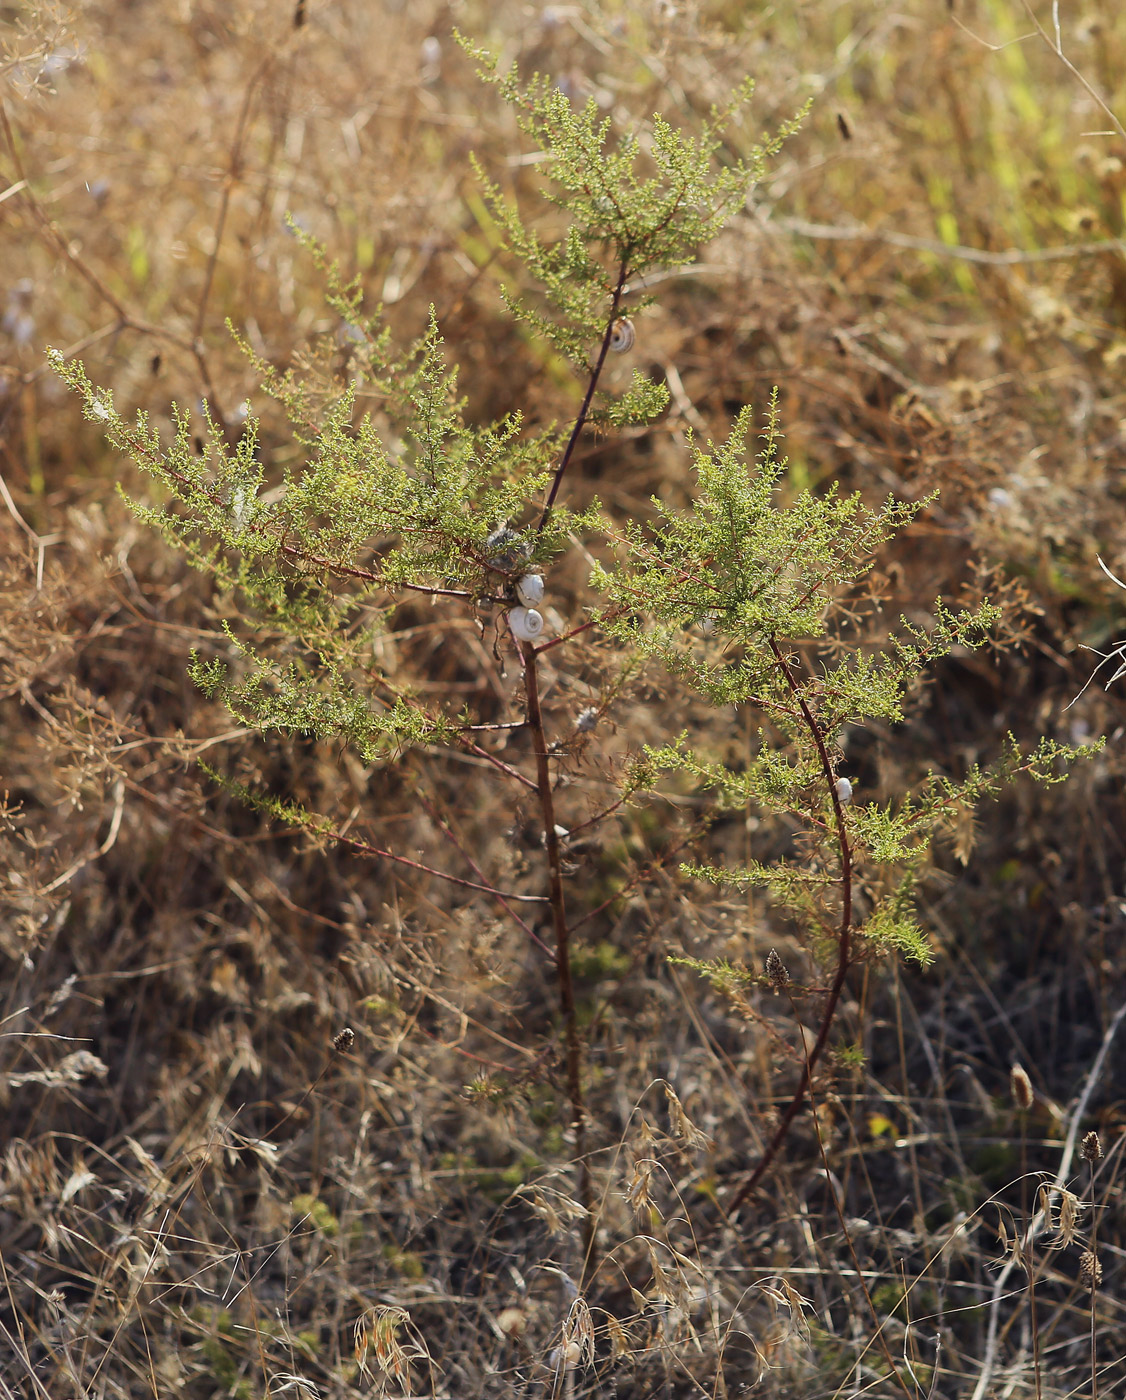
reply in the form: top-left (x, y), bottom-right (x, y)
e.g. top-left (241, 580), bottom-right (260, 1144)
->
top-left (49, 39), bottom-right (1097, 1204)
top-left (460, 36), bottom-right (805, 366)
top-left (291, 1193), bottom-right (340, 1239)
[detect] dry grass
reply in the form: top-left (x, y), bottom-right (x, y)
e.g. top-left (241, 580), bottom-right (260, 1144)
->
top-left (2, 2), bottom-right (1126, 1397)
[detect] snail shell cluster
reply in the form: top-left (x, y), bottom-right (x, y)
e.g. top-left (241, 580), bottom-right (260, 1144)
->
top-left (507, 571), bottom-right (548, 643)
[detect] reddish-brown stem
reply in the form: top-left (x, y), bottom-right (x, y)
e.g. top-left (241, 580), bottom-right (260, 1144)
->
top-left (537, 254), bottom-right (632, 531)
top-left (521, 640), bottom-right (593, 1252)
top-left (331, 828), bottom-right (547, 904)
top-left (457, 738), bottom-right (539, 793)
top-left (415, 791), bottom-right (549, 952)
top-left (797, 991), bottom-right (916, 1400)
top-left (277, 541), bottom-right (470, 598)
top-left (727, 635), bottom-right (853, 1215)
top-left (532, 616), bottom-right (604, 655)
top-left (565, 795), bottom-right (626, 840)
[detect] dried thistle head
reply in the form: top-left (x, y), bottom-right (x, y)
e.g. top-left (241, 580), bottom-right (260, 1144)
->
top-left (764, 947), bottom-right (790, 993)
top-left (1080, 1249), bottom-right (1102, 1288)
top-left (1010, 1064), bottom-right (1034, 1112)
top-left (333, 1026), bottom-right (355, 1054)
top-left (1080, 1130), bottom-right (1103, 1163)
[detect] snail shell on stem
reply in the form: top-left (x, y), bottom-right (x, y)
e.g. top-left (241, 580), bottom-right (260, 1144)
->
top-left (609, 317), bottom-right (635, 353)
top-left (508, 606), bottom-right (545, 642)
top-left (515, 573), bottom-right (545, 607)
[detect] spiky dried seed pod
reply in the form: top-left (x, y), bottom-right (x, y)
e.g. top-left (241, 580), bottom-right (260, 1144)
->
top-left (609, 317), bottom-right (635, 353)
top-left (1080, 1249), bottom-right (1102, 1288)
top-left (1010, 1064), bottom-right (1034, 1111)
top-left (765, 947), bottom-right (790, 992)
top-left (333, 1027), bottom-right (355, 1053)
top-left (1081, 1130), bottom-right (1103, 1163)
top-left (485, 526), bottom-right (532, 574)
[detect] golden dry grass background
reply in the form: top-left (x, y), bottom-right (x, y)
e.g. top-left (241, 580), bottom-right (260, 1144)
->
top-left (3, 2), bottom-right (1126, 1397)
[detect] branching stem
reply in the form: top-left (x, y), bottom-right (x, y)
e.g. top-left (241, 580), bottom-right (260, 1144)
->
top-left (537, 254), bottom-right (632, 531)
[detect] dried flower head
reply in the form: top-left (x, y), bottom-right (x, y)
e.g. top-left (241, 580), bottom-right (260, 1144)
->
top-left (1079, 1249), bottom-right (1102, 1289)
top-left (765, 947), bottom-right (790, 992)
top-left (1010, 1064), bottom-right (1034, 1112)
top-left (1080, 1130), bottom-right (1103, 1163)
top-left (333, 1026), bottom-right (355, 1054)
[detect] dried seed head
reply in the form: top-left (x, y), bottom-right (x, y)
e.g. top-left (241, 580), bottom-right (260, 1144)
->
top-left (575, 706), bottom-right (599, 733)
top-left (1010, 1064), bottom-right (1034, 1112)
top-left (1081, 1130), bottom-right (1103, 1163)
top-left (559, 1296), bottom-right (595, 1370)
top-left (1080, 1249), bottom-right (1102, 1288)
top-left (625, 1147), bottom-right (656, 1222)
top-left (1056, 1188), bottom-right (1082, 1248)
top-left (605, 1314), bottom-right (631, 1360)
top-left (663, 1083), bottom-right (713, 1151)
top-left (765, 947), bottom-right (790, 993)
top-left (333, 1026), bottom-right (355, 1054)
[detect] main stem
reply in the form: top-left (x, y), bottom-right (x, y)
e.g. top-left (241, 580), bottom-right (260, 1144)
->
top-left (522, 641), bottom-right (593, 1253)
top-left (537, 254), bottom-right (631, 532)
top-left (728, 636), bottom-right (853, 1215)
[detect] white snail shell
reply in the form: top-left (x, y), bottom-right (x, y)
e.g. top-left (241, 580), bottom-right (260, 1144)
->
top-left (515, 573), bottom-right (545, 607)
top-left (508, 606), bottom-right (545, 642)
top-left (609, 317), bottom-right (635, 353)
top-left (834, 777), bottom-right (853, 805)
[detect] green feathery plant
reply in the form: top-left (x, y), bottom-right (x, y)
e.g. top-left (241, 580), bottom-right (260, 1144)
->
top-left (48, 42), bottom-right (1092, 1248)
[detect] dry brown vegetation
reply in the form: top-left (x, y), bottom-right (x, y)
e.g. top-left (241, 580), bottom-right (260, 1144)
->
top-left (3, 2), bottom-right (1126, 1398)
